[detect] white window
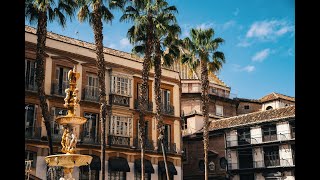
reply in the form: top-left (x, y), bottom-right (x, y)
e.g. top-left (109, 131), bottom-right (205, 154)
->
top-left (111, 76), bottom-right (132, 96)
top-left (55, 66), bottom-right (71, 95)
top-left (161, 89), bottom-right (171, 107)
top-left (216, 105), bottom-right (223, 116)
top-left (110, 115), bottom-right (132, 137)
top-left (51, 107), bottom-right (68, 135)
top-left (86, 74), bottom-right (99, 99)
top-left (25, 104), bottom-right (37, 137)
top-left (25, 59), bottom-right (37, 90)
top-left (83, 113), bottom-right (99, 141)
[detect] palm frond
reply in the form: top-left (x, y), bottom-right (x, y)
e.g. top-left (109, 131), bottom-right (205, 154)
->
top-left (101, 5), bottom-right (114, 22)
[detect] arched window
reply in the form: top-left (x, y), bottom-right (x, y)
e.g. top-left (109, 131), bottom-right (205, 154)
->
top-left (266, 106), bottom-right (273, 110)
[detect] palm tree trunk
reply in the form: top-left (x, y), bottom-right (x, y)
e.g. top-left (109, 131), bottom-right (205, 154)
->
top-left (154, 41), bottom-right (170, 180)
top-left (92, 5), bottom-right (107, 180)
top-left (200, 59), bottom-right (209, 180)
top-left (138, 12), bottom-right (153, 179)
top-left (36, 11), bottom-right (54, 156)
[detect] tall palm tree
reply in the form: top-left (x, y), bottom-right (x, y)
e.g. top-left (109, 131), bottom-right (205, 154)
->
top-left (181, 28), bottom-right (225, 180)
top-left (152, 1), bottom-right (180, 179)
top-left (25, 0), bottom-right (77, 156)
top-left (76, 0), bottom-right (125, 179)
top-left (120, 0), bottom-right (154, 178)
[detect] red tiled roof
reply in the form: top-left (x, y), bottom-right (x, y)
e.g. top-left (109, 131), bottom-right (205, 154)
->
top-left (260, 92), bottom-right (295, 102)
top-left (209, 105), bottom-right (295, 131)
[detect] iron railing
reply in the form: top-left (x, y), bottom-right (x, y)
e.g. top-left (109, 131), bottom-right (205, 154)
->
top-left (228, 158), bottom-right (294, 170)
top-left (25, 127), bottom-right (42, 139)
top-left (157, 141), bottom-right (176, 153)
top-left (226, 132), bottom-right (294, 147)
top-left (134, 99), bottom-right (153, 112)
top-left (133, 138), bottom-right (155, 151)
top-left (25, 81), bottom-right (37, 92)
top-left (51, 82), bottom-right (69, 96)
top-left (161, 103), bottom-right (174, 115)
top-left (79, 131), bottom-right (99, 145)
top-left (82, 86), bottom-right (99, 102)
top-left (109, 94), bottom-right (130, 107)
top-left (108, 135), bottom-right (130, 147)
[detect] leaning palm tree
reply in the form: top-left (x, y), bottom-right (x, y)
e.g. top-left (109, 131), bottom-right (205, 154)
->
top-left (152, 0), bottom-right (181, 179)
top-left (25, 0), bottom-right (77, 156)
top-left (76, 0), bottom-right (125, 179)
top-left (120, 0), bottom-right (154, 178)
top-left (181, 28), bottom-right (225, 180)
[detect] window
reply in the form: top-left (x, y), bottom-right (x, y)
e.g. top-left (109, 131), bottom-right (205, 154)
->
top-left (161, 89), bottom-right (171, 110)
top-left (135, 172), bottom-right (151, 180)
top-left (111, 76), bottom-right (132, 96)
top-left (244, 105), bottom-right (250, 109)
top-left (211, 87), bottom-right (218, 94)
top-left (109, 171), bottom-right (126, 180)
top-left (290, 122), bottom-right (295, 139)
top-left (237, 128), bottom-right (251, 145)
top-left (85, 74), bottom-right (99, 101)
top-left (291, 144), bottom-right (295, 165)
top-left (25, 104), bottom-right (37, 137)
top-left (83, 113), bottom-right (99, 142)
top-left (183, 118), bottom-right (188, 130)
top-left (54, 66), bottom-right (71, 95)
top-left (266, 106), bottom-right (273, 110)
top-left (163, 124), bottom-right (171, 151)
top-left (262, 125), bottom-right (277, 142)
top-left (110, 116), bottom-right (132, 137)
top-left (25, 59), bottom-right (37, 90)
top-left (264, 146), bottom-right (280, 167)
top-left (25, 151), bottom-right (37, 168)
top-left (51, 107), bottom-right (68, 136)
top-left (137, 83), bottom-right (149, 101)
top-left (216, 105), bottom-right (223, 116)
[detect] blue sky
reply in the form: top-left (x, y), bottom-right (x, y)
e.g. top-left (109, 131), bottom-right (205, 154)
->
top-left (26, 0), bottom-right (295, 99)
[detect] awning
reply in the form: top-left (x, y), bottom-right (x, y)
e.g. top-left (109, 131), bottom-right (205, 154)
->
top-left (80, 155), bottom-right (101, 171)
top-left (158, 161), bottom-right (177, 175)
top-left (108, 157), bottom-right (130, 172)
top-left (134, 159), bottom-right (155, 173)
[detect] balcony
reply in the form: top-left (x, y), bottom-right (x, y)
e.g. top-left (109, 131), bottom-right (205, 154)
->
top-left (25, 81), bottom-right (37, 92)
top-left (51, 82), bottom-right (68, 96)
top-left (82, 86), bottom-right (99, 102)
top-left (161, 103), bottom-right (174, 115)
top-left (134, 99), bottom-right (153, 112)
top-left (109, 94), bottom-right (130, 107)
top-left (25, 126), bottom-right (41, 140)
top-left (228, 159), bottom-right (294, 171)
top-left (226, 132), bottom-right (294, 148)
top-left (108, 135), bottom-right (130, 147)
top-left (157, 141), bottom-right (176, 154)
top-left (133, 138), bottom-right (155, 151)
top-left (79, 131), bottom-right (99, 145)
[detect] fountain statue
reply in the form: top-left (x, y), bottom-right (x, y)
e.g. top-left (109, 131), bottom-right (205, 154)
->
top-left (45, 66), bottom-right (92, 180)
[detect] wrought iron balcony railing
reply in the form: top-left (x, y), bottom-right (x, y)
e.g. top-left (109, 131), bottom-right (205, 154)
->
top-left (79, 131), bottom-right (99, 145)
top-left (133, 138), bottom-right (154, 151)
top-left (161, 103), bottom-right (174, 115)
top-left (25, 126), bottom-right (42, 140)
top-left (157, 141), bottom-right (176, 153)
top-left (226, 132), bottom-right (294, 147)
top-left (228, 158), bottom-right (294, 170)
top-left (82, 86), bottom-right (99, 102)
top-left (108, 135), bottom-right (130, 147)
top-left (109, 94), bottom-right (130, 107)
top-left (25, 81), bottom-right (37, 92)
top-left (51, 82), bottom-right (69, 96)
top-left (134, 99), bottom-right (153, 112)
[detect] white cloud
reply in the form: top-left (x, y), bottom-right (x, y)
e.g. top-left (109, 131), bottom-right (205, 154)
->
top-left (108, 43), bottom-right (117, 49)
top-left (252, 49), bottom-right (270, 62)
top-left (233, 8), bottom-right (240, 16)
top-left (222, 20), bottom-right (236, 30)
top-left (120, 38), bottom-right (130, 48)
top-left (237, 40), bottom-right (251, 47)
top-left (196, 22), bottom-right (215, 30)
top-left (246, 20), bottom-right (294, 40)
top-left (242, 65), bottom-right (255, 72)
top-left (232, 64), bottom-right (255, 73)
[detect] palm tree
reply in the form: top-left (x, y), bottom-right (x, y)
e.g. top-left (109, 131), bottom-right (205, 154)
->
top-left (181, 28), bottom-right (225, 180)
top-left (76, 0), bottom-right (125, 179)
top-left (25, 0), bottom-right (77, 156)
top-left (120, 0), bottom-right (154, 178)
top-left (152, 1), bottom-right (180, 179)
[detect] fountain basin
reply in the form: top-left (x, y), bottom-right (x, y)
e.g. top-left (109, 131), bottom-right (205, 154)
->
top-left (55, 115), bottom-right (87, 125)
top-left (45, 154), bottom-right (92, 168)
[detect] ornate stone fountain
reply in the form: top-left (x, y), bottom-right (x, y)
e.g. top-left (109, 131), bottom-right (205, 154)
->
top-left (45, 66), bottom-right (92, 180)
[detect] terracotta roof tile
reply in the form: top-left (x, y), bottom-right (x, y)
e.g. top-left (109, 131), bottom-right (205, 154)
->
top-left (260, 92), bottom-right (295, 102)
top-left (209, 105), bottom-right (295, 131)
